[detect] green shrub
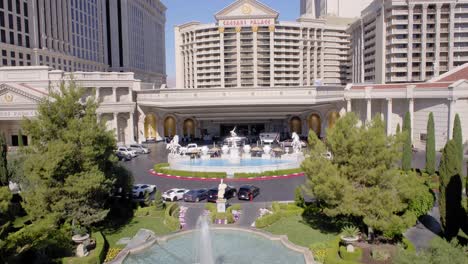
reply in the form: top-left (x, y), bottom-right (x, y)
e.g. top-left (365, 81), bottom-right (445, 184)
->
top-left (371, 248), bottom-right (391, 261)
top-left (272, 202), bottom-right (281, 212)
top-left (401, 237), bottom-right (415, 252)
top-left (339, 246), bottom-right (362, 262)
top-left (255, 212), bottom-right (282, 228)
top-left (295, 187), bottom-right (305, 208)
top-left (340, 226), bottom-right (359, 238)
top-left (310, 242), bottom-right (329, 263)
top-left (227, 204), bottom-right (241, 212)
top-left (204, 203), bottom-right (216, 213)
top-left (164, 203), bottom-right (180, 231)
top-left (234, 168), bottom-right (303, 178)
top-left (323, 237), bottom-right (360, 264)
top-left (154, 163), bottom-right (170, 171)
top-left (104, 248), bottom-right (121, 263)
top-left (212, 212), bottom-right (234, 224)
top-left (154, 190), bottom-right (164, 210)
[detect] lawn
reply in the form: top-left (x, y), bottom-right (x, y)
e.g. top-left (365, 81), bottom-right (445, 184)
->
top-left (262, 215), bottom-right (337, 247)
top-left (103, 210), bottom-right (174, 248)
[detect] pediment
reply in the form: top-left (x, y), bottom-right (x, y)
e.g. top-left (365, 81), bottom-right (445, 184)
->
top-left (215, 0), bottom-right (279, 20)
top-left (0, 83), bottom-right (45, 104)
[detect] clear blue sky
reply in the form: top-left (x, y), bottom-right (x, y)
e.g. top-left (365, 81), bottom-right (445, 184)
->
top-left (163, 0), bottom-right (299, 85)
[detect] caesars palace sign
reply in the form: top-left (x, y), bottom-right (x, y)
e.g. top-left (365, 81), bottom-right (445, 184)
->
top-left (0, 110), bottom-right (37, 119)
top-left (219, 18), bottom-right (275, 27)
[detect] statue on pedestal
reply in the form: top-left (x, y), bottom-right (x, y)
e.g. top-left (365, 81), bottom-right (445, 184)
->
top-left (217, 179), bottom-right (227, 199)
top-left (216, 179), bottom-right (227, 213)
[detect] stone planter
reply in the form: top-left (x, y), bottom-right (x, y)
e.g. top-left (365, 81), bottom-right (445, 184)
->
top-left (72, 233), bottom-right (90, 244)
top-left (340, 235), bottom-right (359, 245)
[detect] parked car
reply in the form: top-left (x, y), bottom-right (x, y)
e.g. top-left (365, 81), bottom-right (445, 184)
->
top-left (162, 188), bottom-right (189, 202)
top-left (117, 146), bottom-right (137, 158)
top-left (280, 139), bottom-right (307, 148)
top-left (116, 151), bottom-right (132, 161)
top-left (183, 189), bottom-right (208, 202)
top-left (237, 185), bottom-right (260, 201)
top-left (129, 144), bottom-right (150, 154)
top-left (132, 184), bottom-right (157, 198)
top-left (206, 186), bottom-right (237, 202)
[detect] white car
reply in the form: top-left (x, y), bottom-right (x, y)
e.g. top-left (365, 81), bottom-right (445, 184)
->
top-left (129, 144), bottom-right (150, 154)
top-left (132, 184), bottom-right (157, 198)
top-left (117, 146), bottom-right (137, 158)
top-left (180, 143), bottom-right (199, 154)
top-left (259, 132), bottom-right (280, 145)
top-left (162, 188), bottom-right (189, 201)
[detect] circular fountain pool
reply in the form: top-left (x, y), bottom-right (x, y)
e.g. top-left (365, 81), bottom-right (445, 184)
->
top-left (170, 158), bottom-right (300, 175)
top-left (123, 229), bottom-right (307, 264)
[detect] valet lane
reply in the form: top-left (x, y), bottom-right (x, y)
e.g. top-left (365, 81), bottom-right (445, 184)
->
top-left (123, 143), bottom-right (306, 203)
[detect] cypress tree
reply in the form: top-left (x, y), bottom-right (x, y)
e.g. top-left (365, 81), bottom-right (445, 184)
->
top-left (18, 129), bottom-right (24, 147)
top-left (0, 133), bottom-right (7, 186)
top-left (402, 112), bottom-right (412, 171)
top-left (425, 113), bottom-right (436, 175)
top-left (396, 123), bottom-right (401, 134)
top-left (438, 140), bottom-right (463, 239)
top-left (452, 114), bottom-right (463, 175)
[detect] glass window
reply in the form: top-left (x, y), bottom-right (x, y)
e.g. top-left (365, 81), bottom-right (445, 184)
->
top-left (16, 0), bottom-right (20, 14)
top-left (25, 35), bottom-right (28, 47)
top-left (0, 11), bottom-right (4, 27)
top-left (11, 59), bottom-right (15, 66)
top-left (2, 59), bottom-right (6, 65)
top-left (8, 14), bottom-right (13, 29)
top-left (23, 2), bottom-right (27, 17)
top-left (7, 0), bottom-right (12, 12)
top-left (9, 31), bottom-right (14, 44)
top-left (24, 19), bottom-right (28, 33)
top-left (16, 16), bottom-right (21, 31)
top-left (17, 33), bottom-right (21, 46)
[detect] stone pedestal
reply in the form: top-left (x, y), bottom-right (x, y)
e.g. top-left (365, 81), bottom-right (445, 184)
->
top-left (201, 154), bottom-right (210, 160)
top-left (216, 199), bottom-right (226, 213)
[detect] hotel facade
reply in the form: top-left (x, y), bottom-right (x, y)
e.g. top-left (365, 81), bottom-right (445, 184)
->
top-left (1, 0), bottom-right (468, 151)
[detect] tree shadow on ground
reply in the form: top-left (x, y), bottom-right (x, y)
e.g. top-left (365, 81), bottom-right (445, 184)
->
top-left (301, 204), bottom-right (348, 234)
top-left (418, 214), bottom-right (442, 236)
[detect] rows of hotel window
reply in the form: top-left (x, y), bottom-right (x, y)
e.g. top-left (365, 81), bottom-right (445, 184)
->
top-left (1, 49), bottom-right (31, 66)
top-left (0, 0), bottom-right (30, 48)
top-left (71, 1), bottom-right (101, 63)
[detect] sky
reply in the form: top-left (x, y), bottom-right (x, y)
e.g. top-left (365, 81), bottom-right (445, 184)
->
top-left (162, 0), bottom-right (299, 86)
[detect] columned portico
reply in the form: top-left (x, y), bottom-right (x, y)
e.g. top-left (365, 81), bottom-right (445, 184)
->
top-left (386, 98), bottom-right (393, 136)
top-left (408, 98), bottom-right (414, 141)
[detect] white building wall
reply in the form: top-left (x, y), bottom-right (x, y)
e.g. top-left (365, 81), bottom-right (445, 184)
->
top-left (413, 99), bottom-right (449, 150)
top-left (454, 99), bottom-right (468, 144)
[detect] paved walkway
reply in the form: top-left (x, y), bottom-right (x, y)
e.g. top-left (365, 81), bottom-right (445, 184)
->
top-left (404, 194), bottom-right (442, 250)
top-left (237, 202), bottom-right (270, 227)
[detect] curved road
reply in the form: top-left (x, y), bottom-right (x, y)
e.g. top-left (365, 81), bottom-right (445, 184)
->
top-left (123, 143), bottom-right (306, 202)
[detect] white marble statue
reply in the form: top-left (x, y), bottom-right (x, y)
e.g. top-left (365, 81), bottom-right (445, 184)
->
top-left (217, 179), bottom-right (227, 200)
top-left (201, 146), bottom-right (209, 156)
top-left (243, 145), bottom-right (251, 154)
top-left (263, 145), bottom-right (271, 155)
top-left (221, 145), bottom-right (229, 155)
top-left (166, 135), bottom-right (181, 155)
top-left (291, 132), bottom-right (302, 154)
top-left (230, 126), bottom-right (237, 137)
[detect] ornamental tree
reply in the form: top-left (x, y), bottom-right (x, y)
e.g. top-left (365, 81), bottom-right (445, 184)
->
top-left (17, 129), bottom-right (23, 148)
top-left (302, 113), bottom-right (431, 239)
top-left (425, 113), bottom-right (436, 175)
top-left (452, 114), bottom-right (463, 175)
top-left (20, 80), bottom-right (132, 228)
top-left (438, 140), bottom-right (463, 239)
top-left (402, 112), bottom-right (412, 171)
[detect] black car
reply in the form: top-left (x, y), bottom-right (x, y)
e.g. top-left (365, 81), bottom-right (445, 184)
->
top-left (237, 185), bottom-right (260, 201)
top-left (183, 189), bottom-right (208, 202)
top-left (206, 186), bottom-right (237, 202)
top-left (116, 151), bottom-right (131, 161)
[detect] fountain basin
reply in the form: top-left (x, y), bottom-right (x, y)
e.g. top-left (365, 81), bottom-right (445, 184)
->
top-left (169, 158), bottom-right (300, 176)
top-left (122, 227), bottom-right (312, 264)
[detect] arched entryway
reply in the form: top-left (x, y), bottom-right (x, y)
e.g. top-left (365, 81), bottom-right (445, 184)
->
top-left (327, 111), bottom-right (340, 129)
top-left (308, 113), bottom-right (321, 136)
top-left (164, 116), bottom-right (176, 137)
top-left (144, 114), bottom-right (157, 139)
top-left (183, 118), bottom-right (195, 137)
top-left (290, 116), bottom-right (302, 134)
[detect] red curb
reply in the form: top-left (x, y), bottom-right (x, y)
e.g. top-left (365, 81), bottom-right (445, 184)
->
top-left (148, 169), bottom-right (305, 182)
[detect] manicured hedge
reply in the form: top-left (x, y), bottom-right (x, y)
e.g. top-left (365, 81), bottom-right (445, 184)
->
top-left (153, 163), bottom-right (227, 178)
top-left (205, 203), bottom-right (241, 223)
top-left (164, 203), bottom-right (181, 231)
top-left (402, 237), bottom-right (416, 252)
top-left (255, 211), bottom-right (282, 228)
top-left (212, 212), bottom-right (234, 223)
top-left (234, 168), bottom-right (303, 178)
top-left (62, 232), bottom-right (108, 264)
top-left (256, 202), bottom-right (304, 228)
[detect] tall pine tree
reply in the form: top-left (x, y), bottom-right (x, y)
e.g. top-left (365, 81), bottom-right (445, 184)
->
top-left (402, 112), bottom-right (412, 171)
top-left (17, 129), bottom-right (23, 147)
top-left (0, 134), bottom-right (7, 186)
top-left (425, 113), bottom-right (436, 175)
top-left (438, 140), bottom-right (463, 239)
top-left (453, 114), bottom-right (463, 175)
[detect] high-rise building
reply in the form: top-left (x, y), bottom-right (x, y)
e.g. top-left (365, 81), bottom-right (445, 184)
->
top-left (349, 0), bottom-right (468, 84)
top-left (0, 0), bottom-right (108, 71)
top-left (0, 0), bottom-right (166, 85)
top-left (310, 0), bottom-right (373, 18)
top-left (106, 0), bottom-right (166, 85)
top-left (175, 0), bottom-right (353, 89)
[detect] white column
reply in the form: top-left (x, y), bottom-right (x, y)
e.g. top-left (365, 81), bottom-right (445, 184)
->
top-left (306, 30), bottom-right (311, 86)
top-left (138, 112), bottom-right (146, 144)
top-left (219, 28), bottom-right (225, 88)
top-left (253, 26), bottom-right (258, 87)
top-left (269, 26), bottom-right (275, 87)
top-left (95, 87), bottom-right (100, 103)
top-left (129, 112), bottom-right (135, 143)
top-left (313, 30), bottom-right (318, 81)
top-left (409, 99), bottom-right (414, 141)
top-left (346, 99), bottom-right (352, 113)
top-left (421, 4), bottom-right (428, 80)
top-left (112, 87), bottom-right (117, 103)
top-left (448, 98), bottom-right (456, 139)
top-left (407, 4), bottom-right (414, 82)
top-left (299, 30), bottom-right (304, 86)
top-left (366, 99), bottom-right (372, 123)
top-left (113, 112), bottom-right (118, 138)
top-left (448, 3), bottom-right (456, 70)
top-left (320, 30), bottom-right (324, 80)
top-left (387, 99), bottom-right (393, 135)
top-left (236, 27), bottom-right (241, 87)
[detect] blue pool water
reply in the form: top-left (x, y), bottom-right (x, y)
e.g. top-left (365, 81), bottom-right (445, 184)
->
top-left (123, 230), bottom-right (306, 264)
top-left (179, 158), bottom-right (289, 167)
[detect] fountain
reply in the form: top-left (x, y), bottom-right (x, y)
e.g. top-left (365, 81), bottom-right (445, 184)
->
top-left (167, 127), bottom-right (304, 177)
top-left (194, 215), bottom-right (214, 264)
